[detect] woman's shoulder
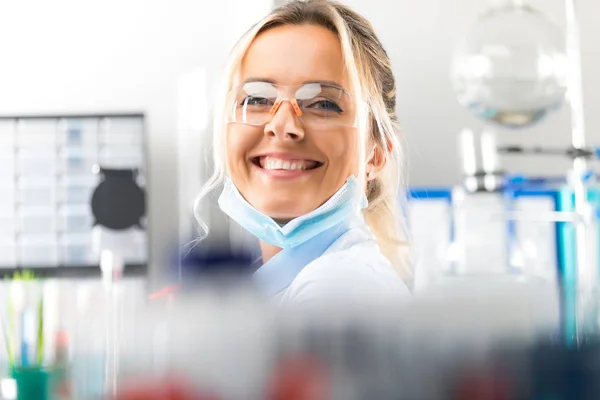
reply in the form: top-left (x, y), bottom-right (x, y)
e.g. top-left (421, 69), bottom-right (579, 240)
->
top-left (280, 238), bottom-right (411, 305)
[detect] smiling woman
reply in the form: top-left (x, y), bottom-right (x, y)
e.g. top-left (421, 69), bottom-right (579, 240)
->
top-left (194, 0), bottom-right (412, 305)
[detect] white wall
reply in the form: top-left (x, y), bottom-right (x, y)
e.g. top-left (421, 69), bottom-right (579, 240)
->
top-left (341, 0), bottom-right (600, 186)
top-left (0, 0), bottom-right (272, 285)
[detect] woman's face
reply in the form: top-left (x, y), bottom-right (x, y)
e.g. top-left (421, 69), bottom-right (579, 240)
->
top-left (226, 24), bottom-right (360, 221)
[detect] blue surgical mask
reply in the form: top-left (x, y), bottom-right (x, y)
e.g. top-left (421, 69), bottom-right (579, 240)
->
top-left (218, 176), bottom-right (368, 249)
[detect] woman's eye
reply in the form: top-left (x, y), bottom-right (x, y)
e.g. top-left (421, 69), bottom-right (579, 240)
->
top-left (243, 96), bottom-right (271, 106)
top-left (308, 99), bottom-right (343, 113)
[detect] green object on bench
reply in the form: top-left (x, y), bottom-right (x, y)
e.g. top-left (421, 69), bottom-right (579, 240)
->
top-left (10, 366), bottom-right (52, 400)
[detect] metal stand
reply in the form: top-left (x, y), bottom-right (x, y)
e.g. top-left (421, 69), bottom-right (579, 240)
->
top-left (456, 0), bottom-right (598, 345)
top-left (564, 0), bottom-right (598, 345)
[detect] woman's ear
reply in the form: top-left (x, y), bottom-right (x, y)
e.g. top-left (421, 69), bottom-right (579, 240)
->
top-left (366, 143), bottom-right (387, 181)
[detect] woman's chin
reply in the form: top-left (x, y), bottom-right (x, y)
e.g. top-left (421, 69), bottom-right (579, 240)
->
top-left (257, 204), bottom-right (313, 222)
top-left (244, 191), bottom-right (321, 221)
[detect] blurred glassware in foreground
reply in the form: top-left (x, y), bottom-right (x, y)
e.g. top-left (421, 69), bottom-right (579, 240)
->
top-left (10, 274), bottom-right (600, 399)
top-left (451, 0), bottom-right (567, 129)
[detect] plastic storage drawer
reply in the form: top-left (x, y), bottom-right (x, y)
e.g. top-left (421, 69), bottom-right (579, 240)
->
top-left (59, 148), bottom-right (98, 175)
top-left (58, 204), bottom-right (93, 233)
top-left (0, 236), bottom-right (16, 266)
top-left (0, 153), bottom-right (15, 180)
top-left (59, 118), bottom-right (99, 148)
top-left (99, 117), bottom-right (142, 146)
top-left (18, 206), bottom-right (56, 234)
top-left (60, 234), bottom-right (94, 265)
top-left (98, 146), bottom-right (143, 169)
top-left (0, 214), bottom-right (15, 236)
top-left (17, 177), bottom-right (56, 205)
top-left (0, 120), bottom-right (15, 146)
top-left (58, 175), bottom-right (98, 204)
top-left (0, 184), bottom-right (15, 213)
top-left (18, 149), bottom-right (56, 176)
top-left (16, 119), bottom-right (58, 147)
top-left (18, 234), bottom-right (58, 266)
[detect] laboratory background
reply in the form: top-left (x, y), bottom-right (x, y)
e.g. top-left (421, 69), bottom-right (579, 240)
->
top-left (1, 0), bottom-right (600, 398)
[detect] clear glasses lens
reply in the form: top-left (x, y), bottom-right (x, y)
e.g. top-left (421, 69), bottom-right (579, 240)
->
top-left (230, 81), bottom-right (355, 127)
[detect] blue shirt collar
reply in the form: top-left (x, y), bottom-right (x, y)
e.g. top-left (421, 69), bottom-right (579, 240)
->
top-left (252, 222), bottom-right (352, 296)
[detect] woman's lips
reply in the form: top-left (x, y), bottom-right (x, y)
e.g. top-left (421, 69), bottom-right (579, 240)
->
top-left (252, 155), bottom-right (323, 179)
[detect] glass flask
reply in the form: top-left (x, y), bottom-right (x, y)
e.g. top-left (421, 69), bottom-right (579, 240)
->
top-left (451, 0), bottom-right (567, 129)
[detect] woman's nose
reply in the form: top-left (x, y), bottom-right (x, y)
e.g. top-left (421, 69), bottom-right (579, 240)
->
top-left (264, 100), bottom-right (305, 141)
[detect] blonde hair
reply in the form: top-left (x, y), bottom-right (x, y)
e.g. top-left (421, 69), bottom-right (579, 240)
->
top-left (194, 0), bottom-right (412, 282)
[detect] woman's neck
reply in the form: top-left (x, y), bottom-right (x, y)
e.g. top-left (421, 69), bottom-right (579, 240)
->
top-left (260, 241), bottom-right (283, 263)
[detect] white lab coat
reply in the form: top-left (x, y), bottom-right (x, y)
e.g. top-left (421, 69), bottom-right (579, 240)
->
top-left (272, 218), bottom-right (411, 305)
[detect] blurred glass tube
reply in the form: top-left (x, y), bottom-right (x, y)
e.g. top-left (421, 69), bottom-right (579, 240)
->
top-left (480, 130), bottom-right (499, 176)
top-left (458, 129), bottom-right (479, 193)
top-left (563, 0), bottom-right (598, 343)
top-left (459, 129), bottom-right (478, 177)
top-left (100, 250), bottom-right (124, 398)
top-left (481, 129), bottom-right (500, 192)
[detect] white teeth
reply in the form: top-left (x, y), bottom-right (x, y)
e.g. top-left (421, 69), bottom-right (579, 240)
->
top-left (261, 157), bottom-right (311, 171)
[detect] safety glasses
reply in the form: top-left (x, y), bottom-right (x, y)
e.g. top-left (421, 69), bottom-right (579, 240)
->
top-left (227, 81), bottom-right (357, 128)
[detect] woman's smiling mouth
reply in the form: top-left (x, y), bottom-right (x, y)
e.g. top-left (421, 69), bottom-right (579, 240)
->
top-left (252, 153), bottom-right (323, 178)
